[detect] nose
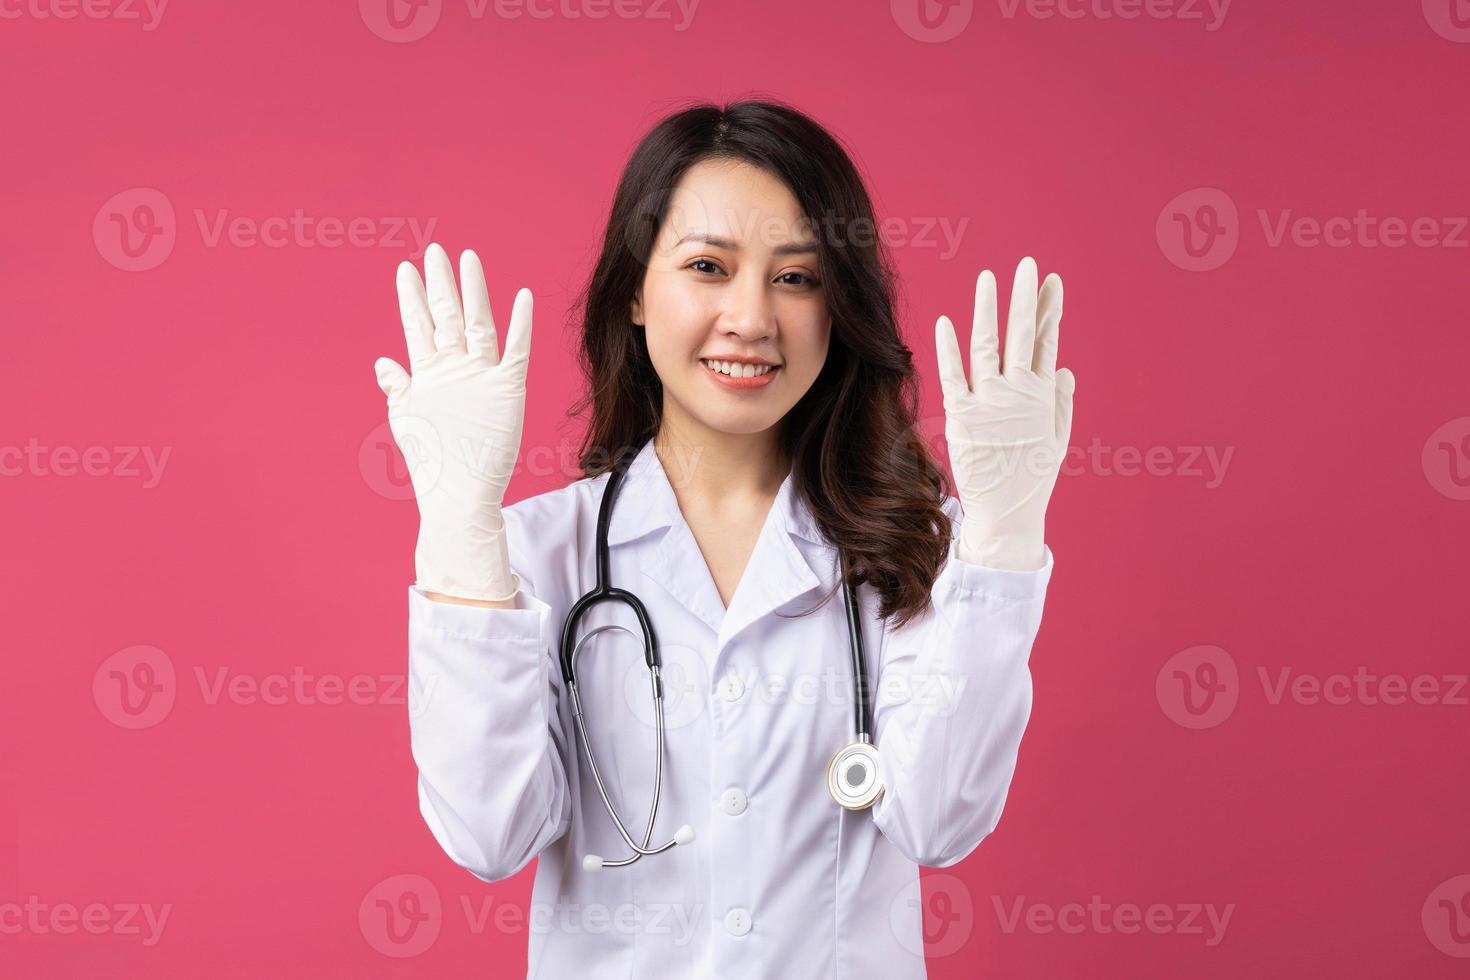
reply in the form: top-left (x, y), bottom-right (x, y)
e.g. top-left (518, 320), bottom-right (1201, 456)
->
top-left (717, 269), bottom-right (776, 341)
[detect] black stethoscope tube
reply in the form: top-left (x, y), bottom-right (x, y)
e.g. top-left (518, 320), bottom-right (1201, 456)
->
top-left (559, 444), bottom-right (867, 732)
top-left (559, 443), bottom-right (883, 872)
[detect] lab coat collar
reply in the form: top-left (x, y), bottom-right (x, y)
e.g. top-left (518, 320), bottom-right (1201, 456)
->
top-left (604, 437), bottom-right (834, 644)
top-left (605, 438), bottom-right (824, 548)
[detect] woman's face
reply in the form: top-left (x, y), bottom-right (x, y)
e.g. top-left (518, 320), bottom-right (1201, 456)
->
top-left (631, 158), bottom-right (831, 439)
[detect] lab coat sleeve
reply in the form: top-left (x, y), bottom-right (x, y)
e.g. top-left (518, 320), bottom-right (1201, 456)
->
top-left (870, 495), bottom-right (1052, 868)
top-left (405, 508), bottom-right (574, 883)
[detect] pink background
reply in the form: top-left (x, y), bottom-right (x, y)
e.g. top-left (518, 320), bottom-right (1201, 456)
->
top-left (4, 0), bottom-right (1469, 976)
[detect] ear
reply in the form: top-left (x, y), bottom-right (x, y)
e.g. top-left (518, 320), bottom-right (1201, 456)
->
top-left (629, 292), bottom-right (644, 327)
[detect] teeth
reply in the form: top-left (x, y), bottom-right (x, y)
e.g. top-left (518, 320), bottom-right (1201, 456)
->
top-left (704, 359), bottom-right (774, 378)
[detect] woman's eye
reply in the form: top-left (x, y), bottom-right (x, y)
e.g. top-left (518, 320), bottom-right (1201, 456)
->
top-left (685, 260), bottom-right (819, 288)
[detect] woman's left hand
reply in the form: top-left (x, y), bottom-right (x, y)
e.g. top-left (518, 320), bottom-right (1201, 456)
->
top-left (935, 257), bottom-right (1076, 571)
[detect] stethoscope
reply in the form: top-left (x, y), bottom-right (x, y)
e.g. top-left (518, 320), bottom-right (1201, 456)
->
top-left (560, 445), bottom-right (884, 873)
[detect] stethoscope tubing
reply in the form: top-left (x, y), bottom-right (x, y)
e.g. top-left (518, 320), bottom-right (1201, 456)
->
top-left (559, 443), bottom-right (878, 867)
top-left (567, 635), bottom-right (674, 864)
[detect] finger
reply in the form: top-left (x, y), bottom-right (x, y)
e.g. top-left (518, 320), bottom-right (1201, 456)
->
top-left (460, 249), bottom-right (499, 364)
top-left (374, 356), bottom-right (410, 401)
top-left (934, 315), bottom-right (970, 401)
top-left (395, 260), bottom-right (436, 369)
top-left (1034, 272), bottom-right (1063, 377)
top-left (1055, 367), bottom-right (1076, 443)
top-left (969, 269), bottom-right (999, 381)
top-left (498, 287), bottom-right (535, 377)
top-left (424, 242), bottom-right (466, 352)
top-left (1003, 256), bottom-right (1039, 378)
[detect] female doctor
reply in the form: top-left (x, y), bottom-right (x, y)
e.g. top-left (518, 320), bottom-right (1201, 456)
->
top-left (373, 100), bottom-right (1075, 979)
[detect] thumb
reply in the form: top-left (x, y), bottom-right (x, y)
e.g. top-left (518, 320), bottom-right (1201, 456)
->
top-left (933, 315), bottom-right (969, 403)
top-left (374, 357), bottom-right (410, 402)
top-left (1054, 367), bottom-right (1076, 443)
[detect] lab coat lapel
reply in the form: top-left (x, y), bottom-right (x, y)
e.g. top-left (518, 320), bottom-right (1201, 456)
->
top-left (605, 439), bottom-right (727, 635)
top-left (604, 439), bottom-right (833, 643)
top-left (716, 473), bottom-right (829, 649)
top-left (649, 522), bottom-right (733, 636)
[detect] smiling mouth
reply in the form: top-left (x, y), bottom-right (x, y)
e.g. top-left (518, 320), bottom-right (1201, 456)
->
top-left (699, 358), bottom-right (779, 378)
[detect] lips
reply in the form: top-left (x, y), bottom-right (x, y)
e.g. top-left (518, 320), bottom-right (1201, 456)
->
top-left (700, 359), bottom-right (779, 390)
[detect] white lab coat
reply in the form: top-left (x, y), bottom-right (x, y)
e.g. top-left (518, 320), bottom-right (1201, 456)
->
top-left (406, 436), bottom-right (1053, 979)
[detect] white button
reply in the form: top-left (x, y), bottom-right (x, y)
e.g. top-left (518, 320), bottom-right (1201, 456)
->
top-left (719, 788), bottom-right (747, 815)
top-left (724, 907), bottom-right (752, 937)
top-left (718, 674), bottom-right (745, 701)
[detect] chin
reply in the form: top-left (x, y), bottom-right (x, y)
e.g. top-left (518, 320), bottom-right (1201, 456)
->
top-left (677, 397), bottom-right (784, 436)
top-left (696, 414), bottom-right (781, 437)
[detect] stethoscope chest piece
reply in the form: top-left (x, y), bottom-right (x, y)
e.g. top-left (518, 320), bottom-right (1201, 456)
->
top-left (827, 740), bottom-right (883, 810)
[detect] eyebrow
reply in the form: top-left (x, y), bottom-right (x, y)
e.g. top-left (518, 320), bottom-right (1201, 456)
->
top-left (675, 232), bottom-right (819, 256)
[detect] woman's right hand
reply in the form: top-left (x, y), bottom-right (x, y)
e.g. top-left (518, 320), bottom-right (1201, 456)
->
top-left (373, 242), bottom-right (533, 602)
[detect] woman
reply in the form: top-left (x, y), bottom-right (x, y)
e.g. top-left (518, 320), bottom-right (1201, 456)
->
top-left (373, 99), bottom-right (1074, 978)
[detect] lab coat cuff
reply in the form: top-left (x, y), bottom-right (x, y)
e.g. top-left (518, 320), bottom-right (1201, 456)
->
top-left (407, 584), bottom-right (547, 641)
top-left (939, 538), bottom-right (1054, 603)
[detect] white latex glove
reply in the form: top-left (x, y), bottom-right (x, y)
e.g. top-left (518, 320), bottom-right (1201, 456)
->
top-left (935, 257), bottom-right (1076, 571)
top-left (373, 242), bottom-right (533, 601)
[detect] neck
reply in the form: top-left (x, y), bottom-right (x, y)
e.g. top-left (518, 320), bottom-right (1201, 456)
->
top-left (652, 413), bottom-right (788, 507)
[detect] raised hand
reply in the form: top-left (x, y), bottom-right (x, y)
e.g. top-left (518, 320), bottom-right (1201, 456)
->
top-left (934, 257), bottom-right (1076, 571)
top-left (373, 242), bottom-right (533, 601)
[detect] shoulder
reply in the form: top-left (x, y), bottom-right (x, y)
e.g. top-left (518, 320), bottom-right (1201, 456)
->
top-left (498, 471), bottom-right (611, 602)
top-left (501, 469), bottom-right (614, 548)
top-left (503, 472), bottom-right (603, 527)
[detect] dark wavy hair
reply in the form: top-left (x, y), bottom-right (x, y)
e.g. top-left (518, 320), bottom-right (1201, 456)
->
top-left (566, 98), bottom-right (954, 629)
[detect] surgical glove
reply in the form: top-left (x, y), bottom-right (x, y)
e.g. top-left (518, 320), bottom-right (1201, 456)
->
top-left (935, 257), bottom-right (1076, 571)
top-left (373, 242), bottom-right (533, 601)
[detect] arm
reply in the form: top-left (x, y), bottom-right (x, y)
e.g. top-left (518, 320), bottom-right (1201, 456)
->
top-left (870, 497), bottom-right (1052, 867)
top-left (407, 566), bottom-right (574, 883)
top-left (870, 256), bottom-right (1074, 864)
top-left (373, 244), bottom-right (562, 880)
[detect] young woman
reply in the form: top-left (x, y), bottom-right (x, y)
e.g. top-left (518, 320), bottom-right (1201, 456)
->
top-left (373, 99), bottom-right (1074, 978)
